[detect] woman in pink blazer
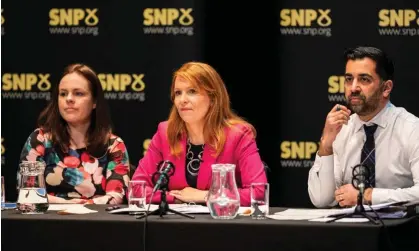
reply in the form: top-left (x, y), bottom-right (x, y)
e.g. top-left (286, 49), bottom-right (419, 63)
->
top-left (131, 62), bottom-right (267, 206)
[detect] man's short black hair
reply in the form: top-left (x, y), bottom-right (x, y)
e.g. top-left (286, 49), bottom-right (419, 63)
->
top-left (344, 46), bottom-right (394, 81)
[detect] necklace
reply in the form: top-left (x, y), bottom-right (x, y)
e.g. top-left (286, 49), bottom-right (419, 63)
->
top-left (186, 139), bottom-right (204, 176)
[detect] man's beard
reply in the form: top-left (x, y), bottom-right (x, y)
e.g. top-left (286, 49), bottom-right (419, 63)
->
top-left (345, 86), bottom-right (383, 116)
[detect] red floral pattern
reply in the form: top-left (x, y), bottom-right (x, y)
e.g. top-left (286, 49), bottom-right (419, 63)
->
top-left (19, 129), bottom-right (131, 204)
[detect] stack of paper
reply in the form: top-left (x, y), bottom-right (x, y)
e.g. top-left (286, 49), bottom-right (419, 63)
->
top-left (267, 202), bottom-right (407, 221)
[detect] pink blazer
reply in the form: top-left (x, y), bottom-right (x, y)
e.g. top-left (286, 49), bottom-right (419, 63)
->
top-left (131, 121), bottom-right (267, 206)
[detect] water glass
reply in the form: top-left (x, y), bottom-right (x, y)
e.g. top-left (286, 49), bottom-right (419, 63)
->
top-left (250, 182), bottom-right (269, 219)
top-left (128, 180), bottom-right (146, 209)
top-left (17, 161), bottom-right (49, 214)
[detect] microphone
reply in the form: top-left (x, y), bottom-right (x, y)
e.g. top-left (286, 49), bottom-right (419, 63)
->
top-left (152, 160), bottom-right (175, 193)
top-left (327, 163), bottom-right (379, 224)
top-left (351, 164), bottom-right (371, 194)
top-left (351, 146), bottom-right (375, 192)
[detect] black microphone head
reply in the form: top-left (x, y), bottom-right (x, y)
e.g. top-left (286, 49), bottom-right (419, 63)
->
top-left (151, 161), bottom-right (175, 188)
top-left (351, 164), bottom-right (370, 190)
top-left (156, 160), bottom-right (175, 176)
top-left (151, 171), bottom-right (169, 187)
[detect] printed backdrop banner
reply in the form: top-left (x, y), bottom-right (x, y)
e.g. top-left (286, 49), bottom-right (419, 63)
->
top-left (1, 0), bottom-right (205, 201)
top-left (275, 0), bottom-right (419, 207)
top-left (2, 0), bottom-right (419, 207)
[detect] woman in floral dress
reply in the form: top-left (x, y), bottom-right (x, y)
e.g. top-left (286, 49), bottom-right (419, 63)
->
top-left (19, 63), bottom-right (130, 204)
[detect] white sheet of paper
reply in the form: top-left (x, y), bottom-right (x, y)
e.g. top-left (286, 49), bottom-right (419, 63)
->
top-left (171, 204), bottom-right (210, 214)
top-left (48, 204), bottom-right (86, 211)
top-left (108, 205), bottom-right (154, 213)
top-left (109, 204), bottom-right (253, 215)
top-left (109, 204), bottom-right (210, 214)
top-left (267, 214), bottom-right (327, 220)
top-left (309, 217), bottom-right (368, 223)
top-left (60, 207), bottom-right (98, 214)
top-left (48, 204), bottom-right (97, 214)
top-left (309, 217), bottom-right (369, 223)
top-left (270, 202), bottom-right (405, 221)
top-left (272, 208), bottom-right (347, 220)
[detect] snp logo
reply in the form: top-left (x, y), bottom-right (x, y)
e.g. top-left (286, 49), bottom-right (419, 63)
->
top-left (281, 141), bottom-right (319, 159)
top-left (143, 8), bottom-right (193, 26)
top-left (143, 8), bottom-right (194, 36)
top-left (378, 9), bottom-right (419, 36)
top-left (280, 9), bottom-right (332, 37)
top-left (1, 9), bottom-right (4, 25)
top-left (1, 73), bottom-right (52, 100)
top-left (280, 9), bottom-right (331, 27)
top-left (2, 73), bottom-right (51, 91)
top-left (49, 9), bottom-right (99, 36)
top-left (328, 75), bottom-right (346, 102)
top-left (98, 74), bottom-right (145, 91)
top-left (1, 137), bottom-right (5, 155)
top-left (143, 139), bottom-right (151, 156)
top-left (49, 9), bottom-right (99, 26)
top-left (379, 9), bottom-right (419, 27)
top-left (1, 137), bottom-right (5, 165)
top-left (280, 141), bottom-right (319, 168)
top-left (98, 74), bottom-right (147, 102)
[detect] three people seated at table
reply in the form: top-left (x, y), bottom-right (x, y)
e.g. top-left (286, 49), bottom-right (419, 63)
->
top-left (17, 47), bottom-right (418, 207)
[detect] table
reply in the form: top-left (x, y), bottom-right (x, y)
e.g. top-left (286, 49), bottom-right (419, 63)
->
top-left (2, 206), bottom-right (418, 251)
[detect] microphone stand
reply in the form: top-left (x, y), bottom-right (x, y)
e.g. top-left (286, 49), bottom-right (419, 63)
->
top-left (136, 173), bottom-right (195, 220)
top-left (326, 183), bottom-right (378, 224)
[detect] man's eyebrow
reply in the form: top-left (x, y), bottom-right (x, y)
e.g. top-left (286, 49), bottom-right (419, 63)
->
top-left (358, 73), bottom-right (373, 78)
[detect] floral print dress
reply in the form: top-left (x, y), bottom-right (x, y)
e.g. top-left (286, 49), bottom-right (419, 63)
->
top-left (19, 128), bottom-right (130, 204)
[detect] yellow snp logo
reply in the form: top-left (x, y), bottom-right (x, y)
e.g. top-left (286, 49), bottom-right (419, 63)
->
top-left (1, 9), bottom-right (4, 25)
top-left (143, 8), bottom-right (193, 26)
top-left (379, 9), bottom-right (419, 27)
top-left (328, 75), bottom-right (345, 94)
top-left (143, 139), bottom-right (151, 156)
top-left (1, 137), bottom-right (5, 155)
top-left (49, 8), bottom-right (99, 26)
top-left (2, 73), bottom-right (51, 91)
top-left (280, 141), bottom-right (319, 159)
top-left (280, 9), bottom-right (332, 27)
top-left (98, 74), bottom-right (146, 92)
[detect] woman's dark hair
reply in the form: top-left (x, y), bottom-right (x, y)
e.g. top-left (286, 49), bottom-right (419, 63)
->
top-left (38, 63), bottom-right (112, 154)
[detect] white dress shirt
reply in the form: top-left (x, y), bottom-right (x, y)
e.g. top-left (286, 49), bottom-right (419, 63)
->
top-left (308, 102), bottom-right (419, 208)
